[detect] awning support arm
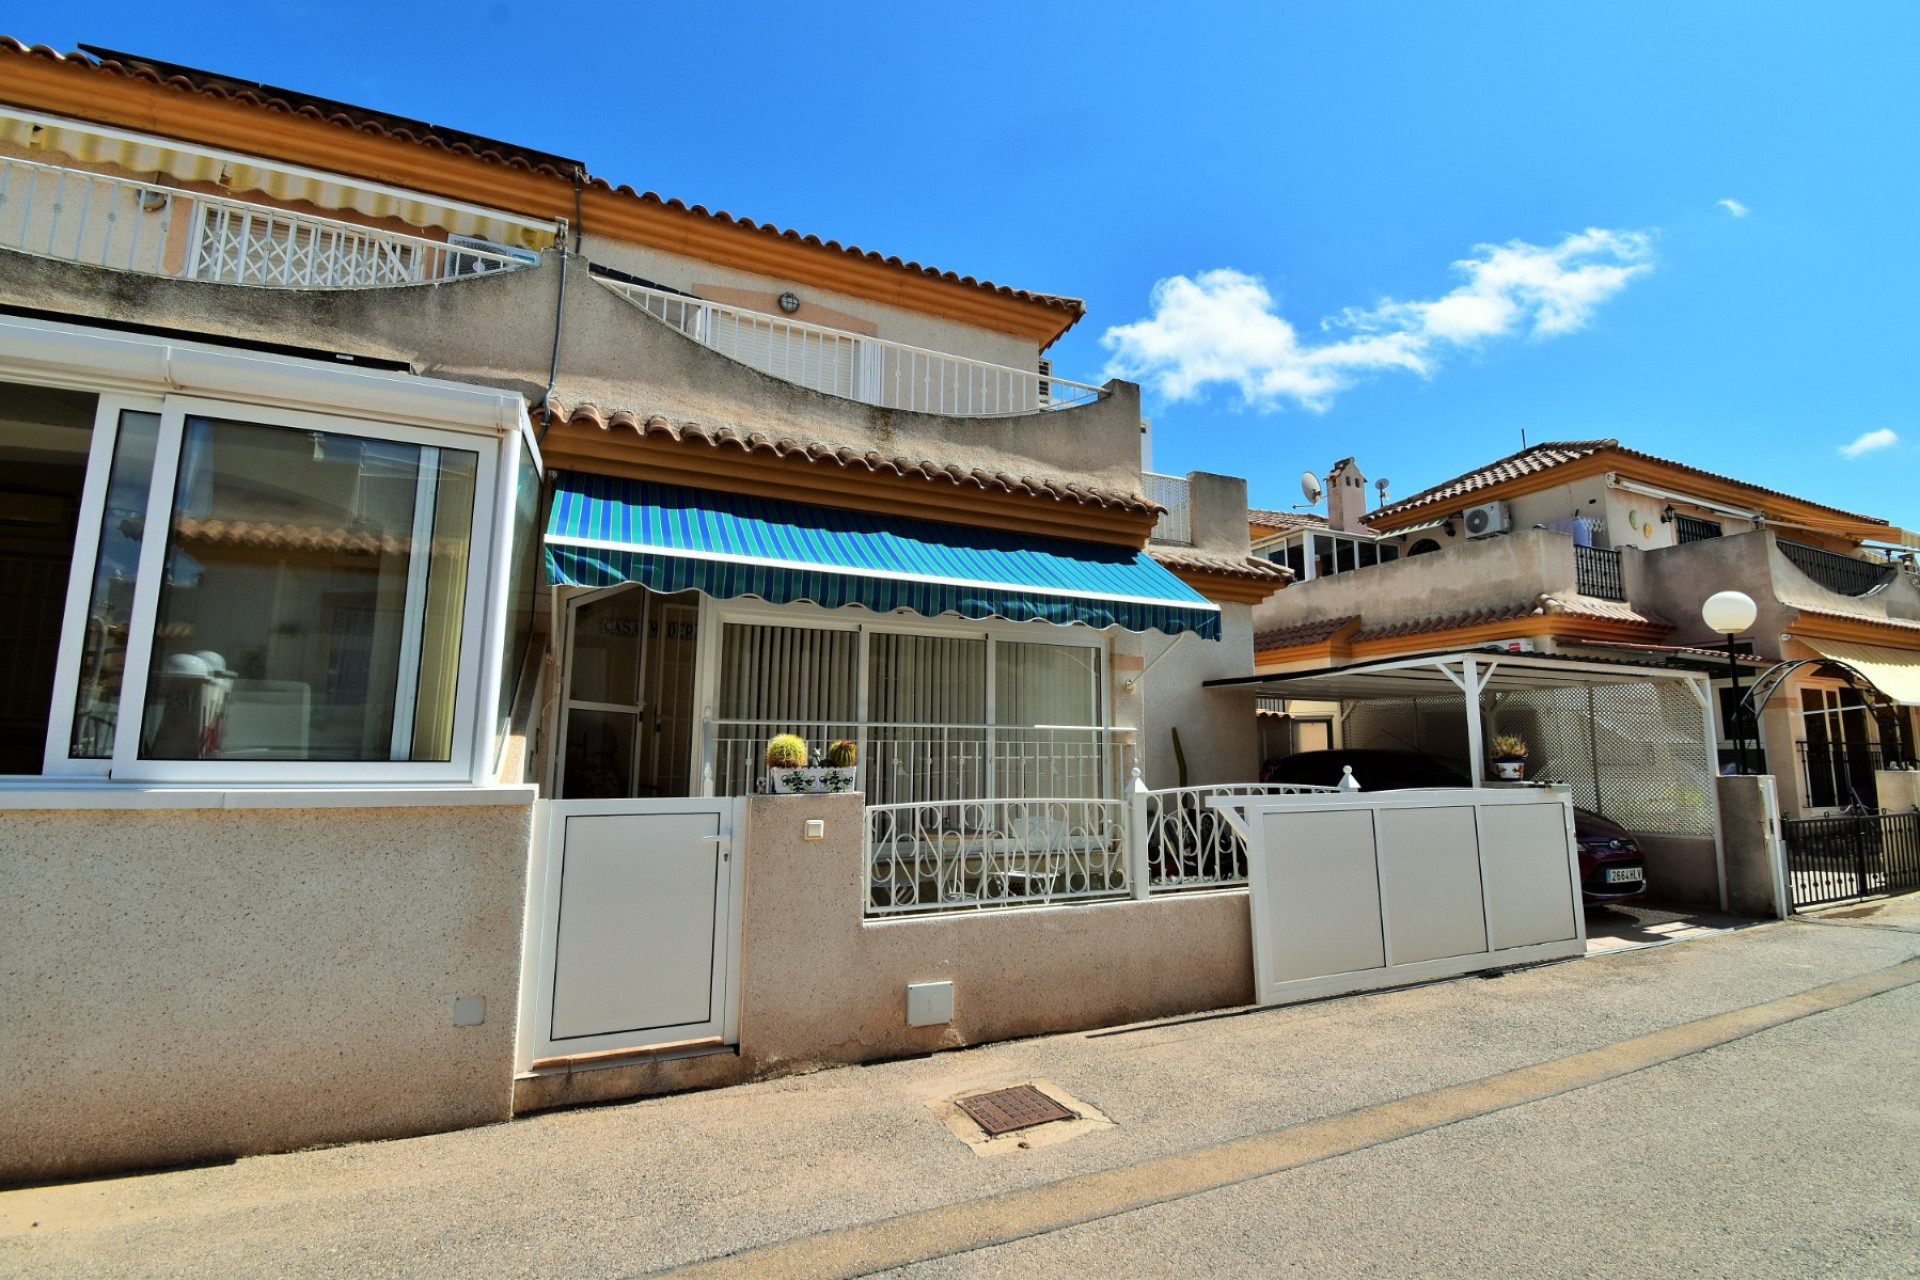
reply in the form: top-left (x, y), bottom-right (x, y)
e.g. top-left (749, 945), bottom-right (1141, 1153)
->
top-left (1123, 631), bottom-right (1189, 693)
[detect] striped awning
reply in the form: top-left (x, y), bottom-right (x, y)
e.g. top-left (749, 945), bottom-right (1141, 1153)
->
top-left (544, 473), bottom-right (1221, 639)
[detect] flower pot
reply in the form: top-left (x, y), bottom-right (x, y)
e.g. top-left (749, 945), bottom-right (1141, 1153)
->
top-left (1493, 759), bottom-right (1526, 781)
top-left (768, 765), bottom-right (859, 795)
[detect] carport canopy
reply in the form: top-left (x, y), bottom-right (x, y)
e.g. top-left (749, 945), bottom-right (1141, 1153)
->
top-left (1206, 648), bottom-right (1716, 787)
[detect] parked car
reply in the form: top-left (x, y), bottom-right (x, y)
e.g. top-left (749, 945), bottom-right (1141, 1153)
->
top-left (1261, 749), bottom-right (1648, 904)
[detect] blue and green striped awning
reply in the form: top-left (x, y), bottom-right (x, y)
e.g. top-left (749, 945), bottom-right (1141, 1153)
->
top-left (544, 472), bottom-right (1221, 639)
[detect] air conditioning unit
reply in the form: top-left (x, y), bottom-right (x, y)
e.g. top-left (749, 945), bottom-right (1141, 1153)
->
top-left (1463, 500), bottom-right (1511, 539)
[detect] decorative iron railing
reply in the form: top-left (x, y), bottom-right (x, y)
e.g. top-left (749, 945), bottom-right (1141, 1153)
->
top-left (1674, 514), bottom-right (1722, 544)
top-left (866, 796), bottom-right (1130, 914)
top-left (0, 154), bottom-right (533, 288)
top-left (1781, 810), bottom-right (1920, 910)
top-left (1776, 538), bottom-right (1897, 598)
top-left (1143, 472), bottom-right (1192, 545)
top-left (1141, 782), bottom-right (1338, 890)
top-left (597, 275), bottom-right (1106, 418)
top-left (1573, 544), bottom-right (1625, 601)
top-left (1796, 739), bottom-right (1911, 810)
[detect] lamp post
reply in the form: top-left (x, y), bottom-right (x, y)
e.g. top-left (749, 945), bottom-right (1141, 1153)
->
top-left (1702, 590), bottom-right (1758, 774)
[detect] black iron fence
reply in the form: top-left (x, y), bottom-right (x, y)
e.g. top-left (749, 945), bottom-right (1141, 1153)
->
top-left (1573, 545), bottom-right (1625, 601)
top-left (1782, 810), bottom-right (1920, 910)
top-left (1796, 740), bottom-right (1914, 809)
top-left (1776, 538), bottom-right (1896, 598)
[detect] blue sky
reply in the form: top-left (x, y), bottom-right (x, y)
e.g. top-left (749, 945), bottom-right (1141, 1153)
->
top-left (27, 3), bottom-right (1918, 528)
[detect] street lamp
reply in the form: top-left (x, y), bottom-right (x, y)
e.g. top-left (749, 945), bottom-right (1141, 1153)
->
top-left (1702, 590), bottom-right (1758, 774)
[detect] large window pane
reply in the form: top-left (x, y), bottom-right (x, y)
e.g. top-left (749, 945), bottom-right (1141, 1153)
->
top-left (70, 410), bottom-right (161, 758)
top-left (0, 382), bottom-right (97, 774)
top-left (868, 633), bottom-right (985, 806)
top-left (995, 641), bottom-right (1104, 799)
top-left (714, 622), bottom-right (857, 794)
top-left (141, 416), bottom-right (477, 762)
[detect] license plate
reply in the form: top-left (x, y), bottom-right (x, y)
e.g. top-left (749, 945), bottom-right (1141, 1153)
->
top-left (1605, 867), bottom-right (1644, 885)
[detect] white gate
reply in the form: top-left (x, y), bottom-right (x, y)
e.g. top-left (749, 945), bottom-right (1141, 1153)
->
top-left (1215, 787), bottom-right (1587, 1006)
top-left (517, 797), bottom-right (746, 1072)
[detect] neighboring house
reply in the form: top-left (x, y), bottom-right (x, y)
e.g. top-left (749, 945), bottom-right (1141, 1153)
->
top-left (1251, 439), bottom-right (1920, 820)
top-left (0, 39), bottom-right (1287, 1182)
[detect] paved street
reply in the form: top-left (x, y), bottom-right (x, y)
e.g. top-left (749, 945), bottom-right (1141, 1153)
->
top-left (5, 897), bottom-right (1917, 1279)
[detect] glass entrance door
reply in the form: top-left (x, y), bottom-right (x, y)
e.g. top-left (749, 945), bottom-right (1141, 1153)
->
top-left (559, 585), bottom-right (697, 799)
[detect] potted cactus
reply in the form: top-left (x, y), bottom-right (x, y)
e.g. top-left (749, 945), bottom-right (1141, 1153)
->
top-left (766, 735), bottom-right (859, 795)
top-left (1491, 734), bottom-right (1529, 781)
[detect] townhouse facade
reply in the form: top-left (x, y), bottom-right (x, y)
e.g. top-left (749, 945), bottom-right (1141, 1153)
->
top-left (0, 39), bottom-right (1289, 1182)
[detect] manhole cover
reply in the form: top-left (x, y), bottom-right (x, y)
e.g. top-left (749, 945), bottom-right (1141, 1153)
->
top-left (955, 1085), bottom-right (1075, 1137)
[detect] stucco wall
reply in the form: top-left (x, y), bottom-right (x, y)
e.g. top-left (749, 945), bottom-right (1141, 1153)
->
top-left (514, 793), bottom-right (1254, 1112)
top-left (1126, 604), bottom-right (1261, 788)
top-left (1252, 526), bottom-right (1581, 636)
top-left (1716, 774), bottom-right (1788, 918)
top-left (1637, 834), bottom-right (1722, 911)
top-left (582, 235), bottom-right (1041, 374)
top-left (0, 795), bottom-right (533, 1185)
top-left (0, 250), bottom-right (1144, 497)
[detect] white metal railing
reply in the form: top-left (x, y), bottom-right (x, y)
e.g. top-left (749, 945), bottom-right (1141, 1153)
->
top-left (866, 796), bottom-right (1130, 914)
top-left (707, 720), bottom-right (1131, 809)
top-left (0, 154), bottom-right (533, 288)
top-left (1139, 782), bottom-right (1339, 890)
top-left (599, 276), bottom-right (1106, 418)
top-left (1143, 472), bottom-right (1192, 544)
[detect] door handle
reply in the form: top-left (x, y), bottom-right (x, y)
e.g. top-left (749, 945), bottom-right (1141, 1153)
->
top-left (700, 834), bottom-right (731, 861)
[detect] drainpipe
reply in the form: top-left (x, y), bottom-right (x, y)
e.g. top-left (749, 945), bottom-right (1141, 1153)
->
top-left (536, 167), bottom-right (584, 442)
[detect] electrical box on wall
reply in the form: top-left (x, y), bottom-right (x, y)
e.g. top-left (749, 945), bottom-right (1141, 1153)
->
top-left (906, 980), bottom-right (954, 1027)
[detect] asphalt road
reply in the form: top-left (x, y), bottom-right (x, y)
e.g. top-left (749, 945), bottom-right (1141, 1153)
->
top-left (4, 897), bottom-right (1916, 1279)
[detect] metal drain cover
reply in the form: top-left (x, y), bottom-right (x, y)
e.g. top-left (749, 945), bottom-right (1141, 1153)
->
top-left (955, 1085), bottom-right (1076, 1137)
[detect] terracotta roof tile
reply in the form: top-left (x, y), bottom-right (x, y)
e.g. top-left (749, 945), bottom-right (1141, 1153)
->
top-left (1791, 607), bottom-right (1920, 634)
top-left (1349, 594), bottom-right (1671, 644)
top-left (1148, 548), bottom-right (1294, 582)
top-left (542, 400), bottom-right (1160, 517)
top-left (1248, 507), bottom-right (1329, 532)
top-left (0, 39), bottom-right (1086, 334)
top-left (1254, 616), bottom-right (1360, 651)
top-left (1370, 438), bottom-right (1886, 526)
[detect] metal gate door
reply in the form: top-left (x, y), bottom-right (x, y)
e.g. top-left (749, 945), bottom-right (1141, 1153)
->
top-left (517, 797), bottom-right (745, 1072)
top-left (1782, 811), bottom-right (1920, 910)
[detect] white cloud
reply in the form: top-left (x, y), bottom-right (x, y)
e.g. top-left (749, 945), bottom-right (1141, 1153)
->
top-left (1101, 229), bottom-right (1653, 412)
top-left (1839, 428), bottom-right (1899, 459)
top-left (1717, 198), bottom-right (1750, 218)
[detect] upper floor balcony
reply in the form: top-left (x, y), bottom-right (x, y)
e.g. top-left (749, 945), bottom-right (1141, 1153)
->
top-left (596, 272), bottom-right (1106, 419)
top-left (0, 151), bottom-right (543, 290)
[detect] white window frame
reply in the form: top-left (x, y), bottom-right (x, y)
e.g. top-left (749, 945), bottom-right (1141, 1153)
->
top-left (689, 595), bottom-right (1112, 798)
top-left (23, 390), bottom-right (505, 786)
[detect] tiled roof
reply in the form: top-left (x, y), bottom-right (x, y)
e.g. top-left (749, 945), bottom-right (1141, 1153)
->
top-left (1567, 639), bottom-right (1770, 665)
top-left (1148, 548), bottom-right (1294, 582)
top-left (1248, 507), bottom-right (1328, 532)
top-left (173, 518), bottom-right (412, 555)
top-left (542, 400), bottom-right (1160, 517)
top-left (1791, 607), bottom-right (1920, 634)
top-left (0, 39), bottom-right (1088, 333)
top-left (1349, 595), bottom-right (1671, 644)
top-left (1370, 438), bottom-right (1886, 526)
top-left (1254, 616), bottom-right (1360, 651)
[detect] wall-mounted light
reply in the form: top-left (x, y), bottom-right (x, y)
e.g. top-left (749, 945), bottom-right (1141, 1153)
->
top-left (1660, 504), bottom-right (1676, 524)
top-left (778, 291), bottom-right (800, 314)
top-left (1442, 520), bottom-right (1455, 538)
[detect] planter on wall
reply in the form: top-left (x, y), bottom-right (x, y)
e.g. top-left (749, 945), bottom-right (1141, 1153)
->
top-left (768, 766), bottom-right (859, 795)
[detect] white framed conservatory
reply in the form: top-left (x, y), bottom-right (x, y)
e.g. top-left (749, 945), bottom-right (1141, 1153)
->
top-left (0, 313), bottom-right (538, 793)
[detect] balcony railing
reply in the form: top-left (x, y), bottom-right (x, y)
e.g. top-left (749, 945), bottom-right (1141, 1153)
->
top-left (1142, 782), bottom-right (1338, 890)
top-left (1142, 472), bottom-right (1192, 544)
top-left (597, 275), bottom-right (1106, 418)
top-left (1573, 545), bottom-right (1625, 601)
top-left (0, 154), bottom-right (533, 288)
top-left (1777, 538), bottom-right (1897, 598)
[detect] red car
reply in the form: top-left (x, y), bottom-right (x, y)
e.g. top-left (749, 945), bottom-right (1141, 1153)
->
top-left (1262, 749), bottom-right (1648, 904)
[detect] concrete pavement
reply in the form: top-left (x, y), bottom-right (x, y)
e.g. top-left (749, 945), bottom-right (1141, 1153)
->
top-left (4, 896), bottom-right (1917, 1278)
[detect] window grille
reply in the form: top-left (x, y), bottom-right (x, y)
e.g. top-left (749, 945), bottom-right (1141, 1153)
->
top-left (1675, 514), bottom-right (1722, 544)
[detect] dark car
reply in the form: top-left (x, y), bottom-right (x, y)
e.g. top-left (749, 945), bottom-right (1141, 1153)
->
top-left (1261, 749), bottom-right (1647, 904)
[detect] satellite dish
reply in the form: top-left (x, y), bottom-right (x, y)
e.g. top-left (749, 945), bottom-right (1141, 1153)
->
top-left (1300, 471), bottom-right (1323, 505)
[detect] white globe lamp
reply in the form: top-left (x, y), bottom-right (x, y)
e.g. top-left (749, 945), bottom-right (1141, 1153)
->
top-left (1701, 590), bottom-right (1757, 636)
top-left (1702, 590), bottom-right (1758, 774)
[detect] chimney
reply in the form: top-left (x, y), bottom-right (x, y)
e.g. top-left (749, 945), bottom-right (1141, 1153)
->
top-left (1326, 457), bottom-right (1370, 533)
